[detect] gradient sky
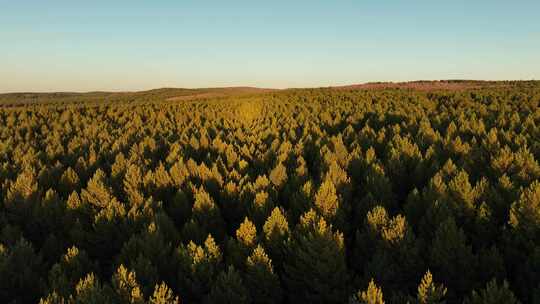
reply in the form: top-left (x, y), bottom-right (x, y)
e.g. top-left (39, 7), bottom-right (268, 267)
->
top-left (1, 0), bottom-right (539, 92)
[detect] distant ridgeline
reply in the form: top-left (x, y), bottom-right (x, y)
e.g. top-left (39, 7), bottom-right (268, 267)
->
top-left (0, 81), bottom-right (539, 303)
top-left (0, 87), bottom-right (274, 107)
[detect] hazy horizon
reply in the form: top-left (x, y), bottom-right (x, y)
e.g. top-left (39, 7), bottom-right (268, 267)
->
top-left (2, 0), bottom-right (539, 93)
top-left (2, 79), bottom-right (540, 95)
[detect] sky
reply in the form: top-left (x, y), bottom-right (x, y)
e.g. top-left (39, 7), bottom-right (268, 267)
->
top-left (1, 0), bottom-right (539, 92)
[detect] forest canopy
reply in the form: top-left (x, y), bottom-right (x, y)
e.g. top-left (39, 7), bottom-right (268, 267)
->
top-left (0, 81), bottom-right (539, 303)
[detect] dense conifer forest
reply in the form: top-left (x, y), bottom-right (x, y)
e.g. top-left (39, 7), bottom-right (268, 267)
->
top-left (0, 81), bottom-right (539, 303)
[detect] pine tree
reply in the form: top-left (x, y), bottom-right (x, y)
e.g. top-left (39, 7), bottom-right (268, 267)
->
top-left (180, 219), bottom-right (207, 245)
top-left (0, 238), bottom-right (44, 303)
top-left (47, 246), bottom-right (95, 298)
top-left (269, 162), bottom-right (287, 189)
top-left (148, 163), bottom-right (174, 203)
top-left (245, 245), bottom-right (282, 304)
top-left (325, 159), bottom-right (350, 195)
top-left (416, 270), bottom-right (447, 304)
top-left (169, 159), bottom-right (190, 188)
top-left (465, 279), bottom-right (519, 304)
top-left (283, 209), bottom-right (348, 303)
top-left (250, 190), bottom-right (275, 228)
top-left (111, 265), bottom-right (144, 304)
top-left (192, 187), bottom-right (226, 241)
top-left (356, 206), bottom-right (422, 293)
top-left (509, 181), bottom-right (540, 239)
top-left (59, 167), bottom-right (81, 196)
top-left (365, 206), bottom-right (408, 245)
top-left (88, 196), bottom-right (128, 262)
top-left (33, 189), bottom-right (66, 253)
top-left (430, 217), bottom-right (475, 299)
top-left (350, 279), bottom-right (384, 304)
top-left (177, 234), bottom-right (222, 302)
top-left (123, 164), bottom-right (144, 206)
top-left (39, 291), bottom-right (66, 304)
top-left (204, 266), bottom-right (250, 304)
top-left (289, 180), bottom-right (313, 221)
top-left (476, 246), bottom-right (506, 287)
top-left (66, 191), bottom-right (84, 212)
top-left (149, 282), bottom-right (179, 304)
top-left (330, 134), bottom-right (349, 168)
top-left (80, 169), bottom-right (116, 209)
top-left (4, 167), bottom-right (39, 225)
top-left (314, 178), bottom-right (340, 221)
top-left (116, 221), bottom-right (172, 295)
top-left (357, 163), bottom-right (396, 220)
top-left (69, 273), bottom-right (112, 303)
top-left (227, 217), bottom-right (258, 268)
top-left (5, 167), bottom-right (39, 206)
top-left (262, 207), bottom-right (289, 267)
top-left (447, 170), bottom-right (477, 219)
top-left (166, 190), bottom-right (192, 228)
top-left (236, 217), bottom-right (257, 248)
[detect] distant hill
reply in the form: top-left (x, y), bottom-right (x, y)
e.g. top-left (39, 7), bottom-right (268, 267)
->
top-left (331, 80), bottom-right (540, 91)
top-left (1, 81), bottom-right (539, 106)
top-left (0, 87), bottom-right (277, 106)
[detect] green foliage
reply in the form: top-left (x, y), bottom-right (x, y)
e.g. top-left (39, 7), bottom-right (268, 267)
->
top-left (314, 178), bottom-right (340, 221)
top-left (262, 207), bottom-right (289, 266)
top-left (227, 217), bottom-right (258, 267)
top-left (177, 234), bottom-right (222, 301)
top-left (0, 238), bottom-right (45, 303)
top-left (1, 83), bottom-right (539, 303)
top-left (70, 273), bottom-right (112, 304)
top-left (111, 265), bottom-right (144, 304)
top-left (283, 209), bottom-right (348, 303)
top-left (81, 169), bottom-right (116, 209)
top-left (465, 280), bottom-right (520, 304)
top-left (191, 187), bottom-right (226, 241)
top-left (416, 270), bottom-right (447, 304)
top-left (350, 279), bottom-right (384, 304)
top-left (509, 181), bottom-right (540, 238)
top-left (205, 266), bottom-right (250, 304)
top-left (148, 282), bottom-right (179, 304)
top-left (47, 246), bottom-right (95, 298)
top-left (355, 205), bottom-right (423, 295)
top-left (236, 217), bottom-right (257, 248)
top-left (269, 162), bottom-right (287, 188)
top-left (430, 217), bottom-right (476, 298)
top-left (59, 167), bottom-right (81, 195)
top-left (245, 245), bottom-right (282, 304)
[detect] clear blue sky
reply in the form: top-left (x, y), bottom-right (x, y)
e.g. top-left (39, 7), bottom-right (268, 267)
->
top-left (1, 0), bottom-right (539, 92)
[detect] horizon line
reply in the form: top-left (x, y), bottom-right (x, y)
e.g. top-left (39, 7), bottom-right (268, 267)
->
top-left (1, 79), bottom-right (538, 95)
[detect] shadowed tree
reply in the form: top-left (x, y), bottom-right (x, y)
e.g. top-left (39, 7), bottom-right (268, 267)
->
top-left (0, 238), bottom-right (45, 303)
top-left (191, 187), bottom-right (226, 241)
top-left (283, 209), bottom-right (348, 303)
top-left (464, 279), bottom-right (519, 304)
top-left (262, 207), bottom-right (289, 267)
top-left (244, 245), bottom-right (282, 304)
top-left (430, 217), bottom-right (476, 300)
top-left (69, 273), bottom-right (112, 303)
top-left (111, 265), bottom-right (144, 303)
top-left (177, 234), bottom-right (222, 302)
top-left (47, 246), bottom-right (95, 299)
top-left (204, 265), bottom-right (250, 304)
